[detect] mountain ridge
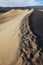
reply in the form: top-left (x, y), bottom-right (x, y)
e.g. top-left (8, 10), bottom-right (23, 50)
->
top-left (0, 6), bottom-right (43, 13)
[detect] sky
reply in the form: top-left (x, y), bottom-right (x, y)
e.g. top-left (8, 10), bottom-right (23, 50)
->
top-left (0, 0), bottom-right (43, 7)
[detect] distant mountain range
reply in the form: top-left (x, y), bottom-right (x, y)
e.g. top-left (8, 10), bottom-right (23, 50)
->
top-left (0, 6), bottom-right (43, 13)
top-left (30, 6), bottom-right (43, 9)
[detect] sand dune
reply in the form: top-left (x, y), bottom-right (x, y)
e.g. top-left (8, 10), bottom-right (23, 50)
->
top-left (0, 9), bottom-right (34, 65)
top-left (0, 9), bottom-right (28, 24)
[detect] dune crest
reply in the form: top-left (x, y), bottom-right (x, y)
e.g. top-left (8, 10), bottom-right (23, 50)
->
top-left (0, 9), bottom-right (34, 65)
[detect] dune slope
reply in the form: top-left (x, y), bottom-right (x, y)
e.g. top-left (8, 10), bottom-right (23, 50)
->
top-left (0, 9), bottom-right (34, 65)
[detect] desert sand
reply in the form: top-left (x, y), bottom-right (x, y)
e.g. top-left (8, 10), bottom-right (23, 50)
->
top-left (0, 9), bottom-right (34, 65)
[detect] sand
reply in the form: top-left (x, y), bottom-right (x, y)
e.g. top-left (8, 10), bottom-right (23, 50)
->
top-left (0, 9), bottom-right (34, 65)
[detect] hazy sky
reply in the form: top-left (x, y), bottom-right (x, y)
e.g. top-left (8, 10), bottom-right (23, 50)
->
top-left (0, 0), bottom-right (43, 7)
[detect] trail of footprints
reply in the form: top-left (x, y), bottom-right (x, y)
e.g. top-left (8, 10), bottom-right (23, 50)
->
top-left (19, 15), bottom-right (43, 65)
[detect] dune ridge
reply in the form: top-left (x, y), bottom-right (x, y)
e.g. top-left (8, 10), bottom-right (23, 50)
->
top-left (0, 9), bottom-right (34, 65)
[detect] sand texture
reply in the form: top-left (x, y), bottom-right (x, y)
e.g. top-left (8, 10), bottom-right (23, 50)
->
top-left (0, 9), bottom-right (34, 65)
